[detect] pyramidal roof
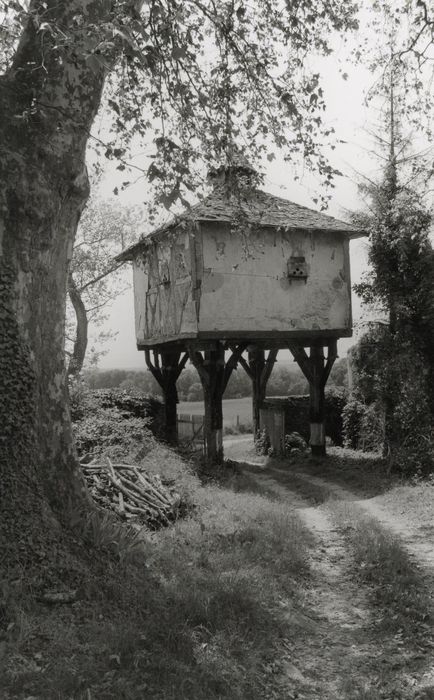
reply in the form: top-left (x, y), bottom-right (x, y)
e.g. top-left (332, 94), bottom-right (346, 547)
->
top-left (117, 183), bottom-right (363, 261)
top-left (186, 186), bottom-right (358, 233)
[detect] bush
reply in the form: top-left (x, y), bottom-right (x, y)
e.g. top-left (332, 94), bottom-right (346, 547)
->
top-left (388, 374), bottom-right (434, 475)
top-left (282, 432), bottom-right (308, 460)
top-left (69, 379), bottom-right (157, 460)
top-left (73, 405), bottom-right (153, 460)
top-left (324, 388), bottom-right (347, 446)
top-left (342, 398), bottom-right (383, 452)
top-left (348, 326), bottom-right (434, 474)
top-left (284, 432), bottom-right (308, 453)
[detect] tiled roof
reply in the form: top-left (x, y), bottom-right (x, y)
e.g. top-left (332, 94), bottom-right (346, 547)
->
top-left (187, 186), bottom-right (358, 232)
top-left (117, 185), bottom-right (363, 261)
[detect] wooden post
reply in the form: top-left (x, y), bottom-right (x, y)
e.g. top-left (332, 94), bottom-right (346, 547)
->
top-left (144, 348), bottom-right (188, 444)
top-left (309, 346), bottom-right (326, 456)
top-left (239, 347), bottom-right (277, 435)
top-left (288, 341), bottom-right (337, 456)
top-left (203, 346), bottom-right (224, 461)
top-left (188, 342), bottom-right (246, 463)
top-left (249, 347), bottom-right (265, 435)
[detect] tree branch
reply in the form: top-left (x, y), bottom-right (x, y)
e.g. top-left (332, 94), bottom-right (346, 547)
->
top-left (77, 261), bottom-right (124, 293)
top-left (67, 272), bottom-right (88, 376)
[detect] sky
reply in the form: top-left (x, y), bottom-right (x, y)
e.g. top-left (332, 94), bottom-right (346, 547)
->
top-left (92, 35), bottom-right (387, 370)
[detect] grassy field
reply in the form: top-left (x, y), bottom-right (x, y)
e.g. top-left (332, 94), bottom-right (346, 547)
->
top-left (178, 396), bottom-right (252, 427)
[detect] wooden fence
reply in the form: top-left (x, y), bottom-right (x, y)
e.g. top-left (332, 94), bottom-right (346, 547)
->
top-left (178, 413), bottom-right (204, 447)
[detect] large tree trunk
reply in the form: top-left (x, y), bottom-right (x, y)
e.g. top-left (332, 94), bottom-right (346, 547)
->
top-left (0, 1), bottom-right (120, 572)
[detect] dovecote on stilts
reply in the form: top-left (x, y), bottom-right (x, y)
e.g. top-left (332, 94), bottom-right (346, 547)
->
top-left (117, 159), bottom-right (364, 461)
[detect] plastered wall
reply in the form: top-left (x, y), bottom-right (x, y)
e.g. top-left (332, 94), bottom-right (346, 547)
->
top-left (198, 223), bottom-right (351, 335)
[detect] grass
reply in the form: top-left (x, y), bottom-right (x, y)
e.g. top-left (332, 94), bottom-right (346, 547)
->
top-left (331, 503), bottom-right (434, 699)
top-left (7, 426), bottom-right (434, 699)
top-left (332, 504), bottom-right (433, 637)
top-left (297, 447), bottom-right (391, 498)
top-left (1, 447), bottom-right (316, 700)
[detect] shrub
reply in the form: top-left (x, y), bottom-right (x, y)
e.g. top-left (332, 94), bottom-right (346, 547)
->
top-left (342, 398), bottom-right (383, 452)
top-left (69, 379), bottom-right (156, 460)
top-left (70, 377), bottom-right (164, 427)
top-left (388, 373), bottom-right (434, 475)
top-left (73, 405), bottom-right (153, 460)
top-left (324, 387), bottom-right (347, 446)
top-left (346, 333), bottom-right (434, 472)
top-left (284, 432), bottom-right (307, 453)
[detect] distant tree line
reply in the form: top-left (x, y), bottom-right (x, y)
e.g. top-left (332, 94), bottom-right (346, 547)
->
top-left (83, 358), bottom-right (348, 402)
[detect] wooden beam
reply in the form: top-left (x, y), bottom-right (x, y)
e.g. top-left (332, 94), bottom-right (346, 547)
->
top-left (223, 343), bottom-right (248, 391)
top-left (287, 344), bottom-right (314, 384)
top-left (260, 349), bottom-right (278, 392)
top-left (322, 340), bottom-right (338, 387)
top-left (186, 345), bottom-right (210, 387)
top-left (144, 348), bottom-right (163, 386)
top-left (175, 351), bottom-right (189, 380)
top-left (238, 354), bottom-right (253, 379)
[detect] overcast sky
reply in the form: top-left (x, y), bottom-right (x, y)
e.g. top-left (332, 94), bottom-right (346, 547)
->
top-left (93, 37), bottom-right (388, 370)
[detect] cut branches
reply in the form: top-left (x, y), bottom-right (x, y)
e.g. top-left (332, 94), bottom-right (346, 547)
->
top-left (80, 458), bottom-right (180, 529)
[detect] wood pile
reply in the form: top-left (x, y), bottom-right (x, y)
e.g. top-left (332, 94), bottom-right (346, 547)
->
top-left (81, 458), bottom-right (180, 529)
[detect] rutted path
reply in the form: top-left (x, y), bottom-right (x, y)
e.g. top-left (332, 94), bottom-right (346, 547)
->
top-left (249, 469), bottom-right (377, 699)
top-left (293, 504), bottom-right (374, 698)
top-left (230, 461), bottom-right (413, 698)
top-left (224, 437), bottom-right (434, 698)
top-left (224, 436), bottom-right (434, 572)
top-left (274, 465), bottom-right (434, 572)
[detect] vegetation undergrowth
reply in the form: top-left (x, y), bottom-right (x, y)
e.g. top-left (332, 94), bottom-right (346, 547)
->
top-left (1, 445), bottom-right (316, 700)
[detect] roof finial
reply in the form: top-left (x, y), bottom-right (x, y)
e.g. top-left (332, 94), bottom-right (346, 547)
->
top-left (207, 148), bottom-right (259, 188)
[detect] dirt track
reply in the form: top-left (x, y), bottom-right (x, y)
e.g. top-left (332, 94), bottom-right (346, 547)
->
top-left (224, 436), bottom-right (434, 699)
top-left (224, 435), bottom-right (434, 571)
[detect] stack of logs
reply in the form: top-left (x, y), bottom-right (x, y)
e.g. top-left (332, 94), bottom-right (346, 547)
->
top-left (81, 458), bottom-right (180, 529)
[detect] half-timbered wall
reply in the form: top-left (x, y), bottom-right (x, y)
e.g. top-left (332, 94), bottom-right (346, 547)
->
top-left (133, 229), bottom-right (197, 345)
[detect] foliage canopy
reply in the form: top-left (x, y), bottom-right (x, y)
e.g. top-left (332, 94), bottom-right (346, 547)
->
top-left (1, 0), bottom-right (359, 210)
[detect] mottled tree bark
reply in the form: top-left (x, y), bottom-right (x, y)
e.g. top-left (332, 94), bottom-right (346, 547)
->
top-left (0, 0), bottom-right (135, 570)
